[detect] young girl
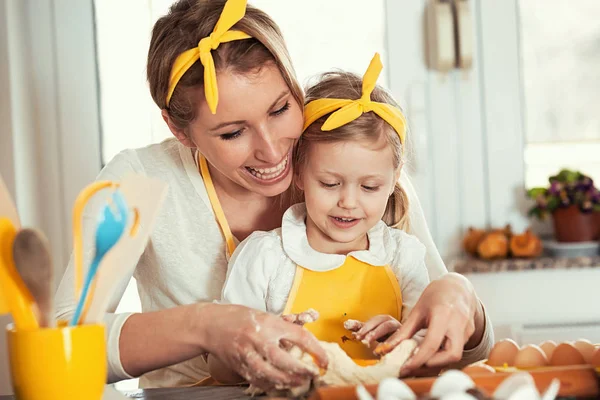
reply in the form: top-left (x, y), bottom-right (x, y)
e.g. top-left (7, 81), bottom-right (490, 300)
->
top-left (210, 53), bottom-right (430, 382)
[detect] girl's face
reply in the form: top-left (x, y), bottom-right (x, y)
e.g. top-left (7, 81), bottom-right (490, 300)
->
top-left (166, 63), bottom-right (303, 198)
top-left (298, 135), bottom-right (401, 255)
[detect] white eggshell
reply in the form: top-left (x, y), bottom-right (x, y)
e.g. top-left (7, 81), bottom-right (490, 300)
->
top-left (356, 384), bottom-right (375, 400)
top-left (540, 379), bottom-right (560, 400)
top-left (377, 377), bottom-right (417, 400)
top-left (430, 370), bottom-right (475, 397)
top-left (493, 373), bottom-right (539, 399)
top-left (439, 393), bottom-right (477, 400)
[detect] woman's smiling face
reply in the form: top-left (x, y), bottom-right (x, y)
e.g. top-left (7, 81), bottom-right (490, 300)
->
top-left (168, 62), bottom-right (303, 198)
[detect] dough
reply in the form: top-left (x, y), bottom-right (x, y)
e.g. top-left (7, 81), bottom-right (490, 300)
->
top-left (308, 339), bottom-right (418, 387)
top-left (249, 339), bottom-right (417, 397)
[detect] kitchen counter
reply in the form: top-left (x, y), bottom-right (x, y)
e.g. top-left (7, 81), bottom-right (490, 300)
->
top-left (451, 255), bottom-right (600, 274)
top-left (0, 386), bottom-right (263, 400)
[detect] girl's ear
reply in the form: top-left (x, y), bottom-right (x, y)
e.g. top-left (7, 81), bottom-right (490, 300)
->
top-left (295, 171), bottom-right (304, 191)
top-left (162, 109), bottom-right (195, 148)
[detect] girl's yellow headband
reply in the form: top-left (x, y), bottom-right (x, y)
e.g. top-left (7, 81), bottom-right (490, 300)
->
top-left (165, 0), bottom-right (251, 114)
top-left (303, 53), bottom-right (406, 144)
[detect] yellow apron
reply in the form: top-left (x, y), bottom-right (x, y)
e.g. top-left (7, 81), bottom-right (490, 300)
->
top-left (283, 258), bottom-right (402, 363)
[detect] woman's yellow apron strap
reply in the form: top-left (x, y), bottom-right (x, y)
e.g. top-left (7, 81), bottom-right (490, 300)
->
top-left (197, 152), bottom-right (236, 258)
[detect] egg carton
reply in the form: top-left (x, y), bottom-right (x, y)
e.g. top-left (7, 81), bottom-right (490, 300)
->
top-left (480, 339), bottom-right (600, 374)
top-left (355, 370), bottom-right (559, 400)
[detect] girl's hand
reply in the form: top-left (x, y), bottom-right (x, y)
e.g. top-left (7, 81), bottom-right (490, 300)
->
top-left (346, 315), bottom-right (401, 345)
top-left (203, 304), bottom-right (328, 391)
top-left (376, 273), bottom-right (484, 375)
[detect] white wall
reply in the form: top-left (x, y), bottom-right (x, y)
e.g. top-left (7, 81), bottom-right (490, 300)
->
top-left (385, 0), bottom-right (533, 263)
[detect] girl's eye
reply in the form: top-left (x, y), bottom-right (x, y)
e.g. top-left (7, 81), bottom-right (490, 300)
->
top-left (271, 101), bottom-right (290, 116)
top-left (220, 129), bottom-right (243, 141)
top-left (320, 181), bottom-right (339, 188)
top-left (363, 185), bottom-right (379, 192)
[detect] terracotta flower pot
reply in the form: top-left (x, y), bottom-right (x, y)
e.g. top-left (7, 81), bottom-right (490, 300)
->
top-left (552, 205), bottom-right (597, 243)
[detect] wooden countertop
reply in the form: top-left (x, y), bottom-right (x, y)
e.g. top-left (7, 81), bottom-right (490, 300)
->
top-left (0, 386), bottom-right (265, 400)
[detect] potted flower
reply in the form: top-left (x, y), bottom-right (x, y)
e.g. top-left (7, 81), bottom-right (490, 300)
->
top-left (527, 169), bottom-right (600, 242)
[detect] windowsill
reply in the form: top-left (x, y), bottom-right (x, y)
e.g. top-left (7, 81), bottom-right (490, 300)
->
top-left (450, 255), bottom-right (600, 274)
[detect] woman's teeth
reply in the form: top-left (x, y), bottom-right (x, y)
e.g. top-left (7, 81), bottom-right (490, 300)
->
top-left (246, 156), bottom-right (288, 180)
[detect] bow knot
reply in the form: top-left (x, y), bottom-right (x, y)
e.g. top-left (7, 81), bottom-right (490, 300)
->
top-left (198, 33), bottom-right (220, 55)
top-left (303, 53), bottom-right (407, 144)
top-left (166, 0), bottom-right (252, 113)
top-left (357, 97), bottom-right (373, 112)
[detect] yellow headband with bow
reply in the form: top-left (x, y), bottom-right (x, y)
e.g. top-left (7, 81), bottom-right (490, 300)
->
top-left (303, 53), bottom-right (406, 144)
top-left (165, 0), bottom-right (252, 113)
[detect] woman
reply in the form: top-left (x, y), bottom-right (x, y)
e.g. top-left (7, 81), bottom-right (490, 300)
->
top-left (55, 0), bottom-right (492, 390)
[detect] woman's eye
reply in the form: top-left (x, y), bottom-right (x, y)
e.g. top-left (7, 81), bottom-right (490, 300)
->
top-left (220, 130), bottom-right (242, 141)
top-left (320, 181), bottom-right (339, 188)
top-left (271, 101), bottom-right (290, 116)
top-left (363, 185), bottom-right (379, 191)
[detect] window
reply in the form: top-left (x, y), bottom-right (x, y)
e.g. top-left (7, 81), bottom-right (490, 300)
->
top-left (519, 0), bottom-right (600, 187)
top-left (94, 0), bottom-right (387, 164)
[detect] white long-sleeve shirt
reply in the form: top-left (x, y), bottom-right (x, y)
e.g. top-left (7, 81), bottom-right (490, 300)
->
top-left (221, 203), bottom-right (429, 322)
top-left (55, 138), bottom-right (493, 388)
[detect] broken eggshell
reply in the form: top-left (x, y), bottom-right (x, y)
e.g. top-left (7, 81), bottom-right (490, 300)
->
top-left (355, 370), bottom-right (559, 400)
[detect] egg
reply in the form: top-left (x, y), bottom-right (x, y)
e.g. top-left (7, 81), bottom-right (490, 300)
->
top-left (591, 347), bottom-right (600, 368)
top-left (538, 340), bottom-right (557, 360)
top-left (514, 344), bottom-right (548, 368)
top-left (487, 339), bottom-right (520, 367)
top-left (550, 342), bottom-right (586, 366)
top-left (462, 363), bottom-right (496, 376)
top-left (574, 339), bottom-right (595, 364)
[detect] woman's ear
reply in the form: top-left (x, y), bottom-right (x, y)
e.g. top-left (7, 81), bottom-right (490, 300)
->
top-left (392, 165), bottom-right (402, 195)
top-left (162, 109), bottom-right (195, 148)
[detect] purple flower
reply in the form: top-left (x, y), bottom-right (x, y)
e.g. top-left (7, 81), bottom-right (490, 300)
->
top-left (577, 177), bottom-right (593, 191)
top-left (548, 181), bottom-right (563, 195)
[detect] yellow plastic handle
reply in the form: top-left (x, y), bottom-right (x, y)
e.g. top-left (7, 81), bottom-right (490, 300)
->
top-left (0, 217), bottom-right (38, 329)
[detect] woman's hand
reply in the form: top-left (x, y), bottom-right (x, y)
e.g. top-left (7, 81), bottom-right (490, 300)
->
top-left (376, 273), bottom-right (485, 374)
top-left (201, 304), bottom-right (328, 391)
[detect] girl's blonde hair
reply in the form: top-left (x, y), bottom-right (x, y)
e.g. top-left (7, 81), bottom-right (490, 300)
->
top-left (147, 0), bottom-right (303, 130)
top-left (295, 72), bottom-right (411, 231)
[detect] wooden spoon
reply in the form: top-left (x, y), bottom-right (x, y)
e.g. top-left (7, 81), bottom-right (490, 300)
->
top-left (12, 228), bottom-right (54, 328)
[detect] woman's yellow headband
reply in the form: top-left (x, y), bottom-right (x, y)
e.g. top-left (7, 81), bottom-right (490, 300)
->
top-left (303, 53), bottom-right (406, 144)
top-left (165, 0), bottom-right (251, 113)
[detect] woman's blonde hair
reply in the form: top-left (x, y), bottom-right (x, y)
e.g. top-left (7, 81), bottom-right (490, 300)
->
top-left (295, 72), bottom-right (411, 231)
top-left (147, 0), bottom-right (303, 130)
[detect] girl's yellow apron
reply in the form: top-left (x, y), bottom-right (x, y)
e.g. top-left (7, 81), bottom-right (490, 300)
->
top-left (197, 152), bottom-right (402, 368)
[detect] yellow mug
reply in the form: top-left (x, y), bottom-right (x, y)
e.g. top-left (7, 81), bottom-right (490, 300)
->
top-left (7, 323), bottom-right (106, 400)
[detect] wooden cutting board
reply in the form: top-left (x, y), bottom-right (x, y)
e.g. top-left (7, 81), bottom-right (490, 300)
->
top-left (308, 365), bottom-right (599, 399)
